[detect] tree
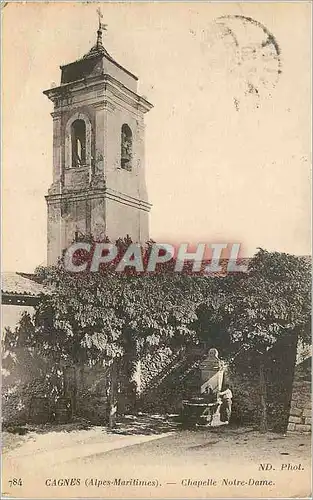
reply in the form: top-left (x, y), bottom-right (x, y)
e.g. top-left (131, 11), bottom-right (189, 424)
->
top-left (2, 312), bottom-right (64, 424)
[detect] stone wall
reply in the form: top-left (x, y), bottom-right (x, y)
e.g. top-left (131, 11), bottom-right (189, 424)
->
top-left (287, 357), bottom-right (311, 433)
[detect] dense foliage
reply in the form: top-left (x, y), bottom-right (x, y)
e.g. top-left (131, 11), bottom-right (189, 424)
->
top-left (3, 242), bottom-right (311, 428)
top-left (199, 249), bottom-right (311, 356)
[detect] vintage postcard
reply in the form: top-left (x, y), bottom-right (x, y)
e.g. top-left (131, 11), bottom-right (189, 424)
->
top-left (1, 1), bottom-right (312, 499)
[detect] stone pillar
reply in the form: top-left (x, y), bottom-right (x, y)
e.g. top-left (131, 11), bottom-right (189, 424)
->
top-left (46, 197), bottom-right (63, 266)
top-left (136, 120), bottom-right (150, 243)
top-left (199, 348), bottom-right (224, 394)
top-left (52, 112), bottom-right (62, 182)
top-left (47, 112), bottom-right (63, 196)
top-left (93, 104), bottom-right (107, 187)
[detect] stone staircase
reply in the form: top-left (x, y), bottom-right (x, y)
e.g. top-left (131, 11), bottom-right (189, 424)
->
top-left (138, 346), bottom-right (204, 413)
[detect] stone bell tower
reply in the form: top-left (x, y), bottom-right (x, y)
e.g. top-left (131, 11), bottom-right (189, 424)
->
top-left (44, 21), bottom-right (153, 265)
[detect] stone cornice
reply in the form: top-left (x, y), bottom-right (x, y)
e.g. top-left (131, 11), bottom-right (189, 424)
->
top-left (105, 187), bottom-right (152, 212)
top-left (46, 188), bottom-right (152, 212)
top-left (93, 100), bottom-right (116, 112)
top-left (43, 73), bottom-right (153, 114)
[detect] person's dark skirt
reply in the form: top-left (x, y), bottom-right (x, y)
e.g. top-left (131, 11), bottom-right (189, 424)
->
top-left (220, 400), bottom-right (232, 423)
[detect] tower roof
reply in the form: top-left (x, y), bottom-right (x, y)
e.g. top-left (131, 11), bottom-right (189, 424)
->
top-left (59, 23), bottom-right (138, 86)
top-left (83, 42), bottom-right (111, 60)
top-left (83, 21), bottom-right (111, 60)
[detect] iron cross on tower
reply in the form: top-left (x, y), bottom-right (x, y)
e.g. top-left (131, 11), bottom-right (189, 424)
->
top-left (96, 7), bottom-right (108, 48)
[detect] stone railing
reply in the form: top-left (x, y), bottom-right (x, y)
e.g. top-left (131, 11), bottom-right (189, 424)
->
top-left (140, 347), bottom-right (187, 395)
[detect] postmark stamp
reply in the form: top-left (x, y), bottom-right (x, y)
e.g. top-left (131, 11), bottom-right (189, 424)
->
top-left (203, 15), bottom-right (282, 110)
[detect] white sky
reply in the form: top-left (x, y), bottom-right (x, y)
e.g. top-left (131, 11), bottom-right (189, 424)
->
top-left (2, 2), bottom-right (312, 272)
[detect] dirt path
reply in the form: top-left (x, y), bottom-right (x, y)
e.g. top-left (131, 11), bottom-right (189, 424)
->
top-left (2, 422), bottom-right (311, 499)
